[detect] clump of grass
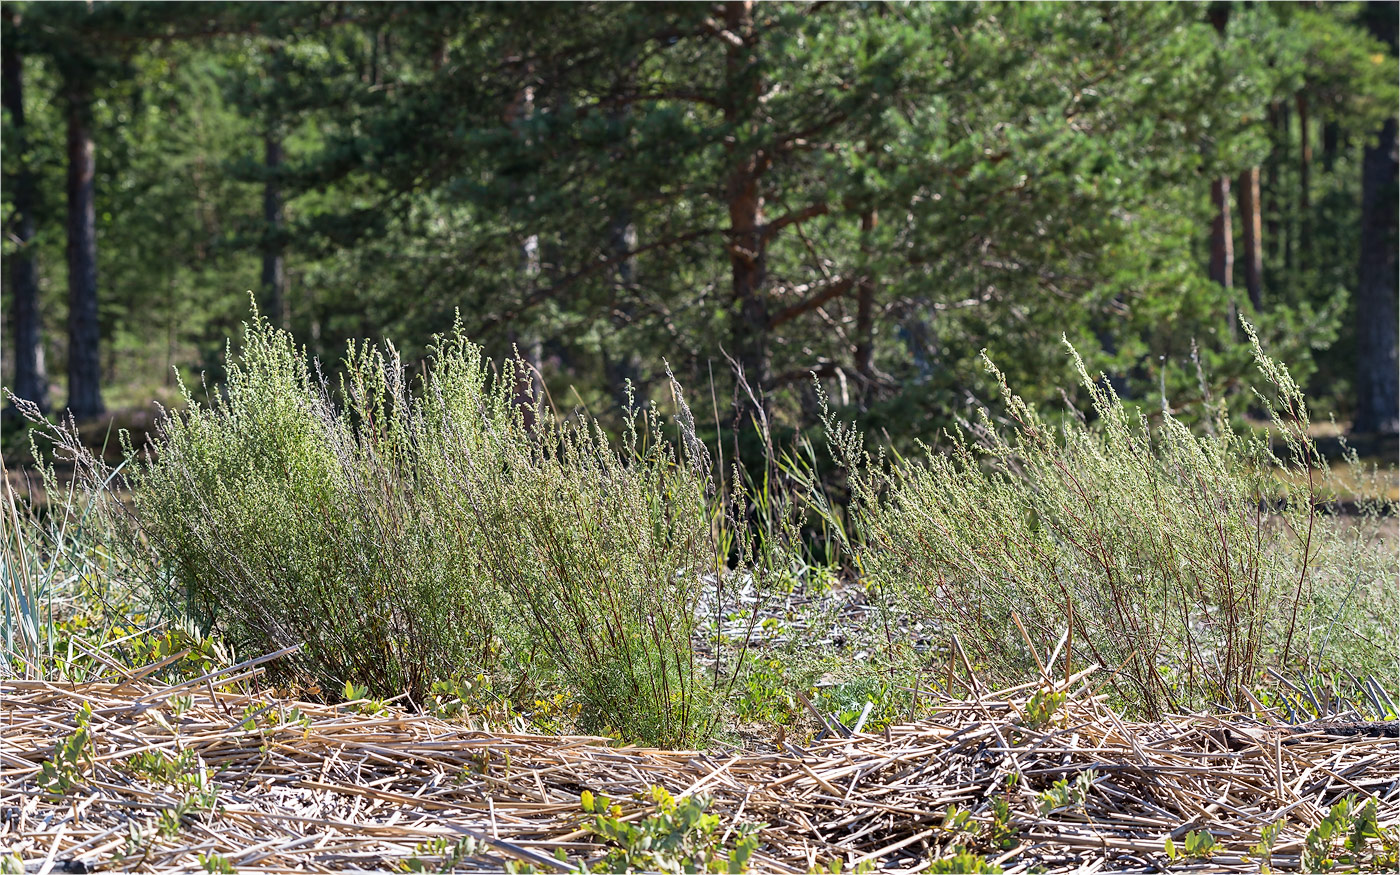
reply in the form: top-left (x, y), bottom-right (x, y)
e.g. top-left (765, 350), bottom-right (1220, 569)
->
top-left (39, 311), bottom-right (731, 746)
top-left (0, 448), bottom-right (136, 681)
top-left (826, 325), bottom-right (1397, 717)
top-left (2, 459), bottom-right (72, 676)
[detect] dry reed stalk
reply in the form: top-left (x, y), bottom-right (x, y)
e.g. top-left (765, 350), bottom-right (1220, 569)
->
top-left (2, 667), bottom-right (1395, 873)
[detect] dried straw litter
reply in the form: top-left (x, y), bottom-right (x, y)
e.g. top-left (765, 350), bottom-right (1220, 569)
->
top-left (3, 656), bottom-right (1396, 873)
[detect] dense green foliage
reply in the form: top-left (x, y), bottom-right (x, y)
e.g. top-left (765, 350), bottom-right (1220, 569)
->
top-left (2, 1), bottom-right (1396, 443)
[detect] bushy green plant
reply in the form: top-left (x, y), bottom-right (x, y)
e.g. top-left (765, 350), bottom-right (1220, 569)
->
top-left (1303, 796), bottom-right (1398, 872)
top-left (926, 847), bottom-right (1003, 874)
top-left (581, 786), bottom-right (760, 874)
top-left (65, 311), bottom-right (729, 746)
top-left (443, 364), bottom-right (720, 746)
top-left (827, 325), bottom-right (1398, 717)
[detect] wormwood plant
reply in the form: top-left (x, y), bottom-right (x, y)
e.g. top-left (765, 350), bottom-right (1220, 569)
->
top-left (828, 326), bottom-right (1397, 717)
top-left (53, 311), bottom-right (730, 747)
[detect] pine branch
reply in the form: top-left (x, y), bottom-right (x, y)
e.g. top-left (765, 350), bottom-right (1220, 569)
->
top-left (760, 201), bottom-right (829, 243)
top-left (767, 276), bottom-right (857, 329)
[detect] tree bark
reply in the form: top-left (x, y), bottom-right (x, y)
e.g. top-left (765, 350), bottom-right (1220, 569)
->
top-left (1322, 119), bottom-right (1340, 174)
top-left (1209, 176), bottom-right (1233, 290)
top-left (1238, 167), bottom-right (1263, 311)
top-left (64, 73), bottom-right (104, 419)
top-left (723, 0), bottom-right (770, 422)
top-left (602, 208), bottom-right (641, 413)
top-left (504, 74), bottom-right (543, 429)
top-left (1205, 3), bottom-right (1233, 310)
top-left (600, 93), bottom-right (642, 414)
top-left (1296, 92), bottom-right (1312, 269)
top-left (1264, 101), bottom-right (1285, 275)
top-left (1354, 3), bottom-right (1399, 436)
top-left (2, 21), bottom-right (49, 417)
top-left (261, 130), bottom-right (287, 328)
top-left (853, 209), bottom-right (877, 405)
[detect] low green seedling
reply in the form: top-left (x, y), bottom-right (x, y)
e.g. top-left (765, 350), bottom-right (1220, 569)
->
top-left (938, 798), bottom-right (1018, 854)
top-left (988, 798), bottom-right (1018, 850)
top-left (582, 785), bottom-right (760, 873)
top-left (941, 805), bottom-right (977, 836)
top-left (927, 847), bottom-right (1003, 874)
top-left (1020, 688), bottom-right (1066, 731)
top-left (37, 702), bottom-right (94, 796)
top-left (125, 748), bottom-right (189, 780)
top-left (1248, 820), bottom-right (1284, 871)
top-left (1036, 769), bottom-right (1096, 816)
top-left (399, 835), bottom-right (489, 872)
top-left (1164, 829), bottom-right (1216, 860)
top-left (342, 680), bottom-right (388, 715)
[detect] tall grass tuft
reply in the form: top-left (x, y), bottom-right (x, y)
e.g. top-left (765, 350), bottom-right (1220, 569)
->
top-left (0, 440), bottom-right (168, 682)
top-left (827, 326), bottom-right (1398, 717)
top-left (45, 312), bottom-right (727, 746)
top-left (1, 459), bottom-right (72, 677)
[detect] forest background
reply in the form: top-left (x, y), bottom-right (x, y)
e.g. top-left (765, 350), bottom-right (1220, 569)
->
top-left (2, 0), bottom-right (1398, 465)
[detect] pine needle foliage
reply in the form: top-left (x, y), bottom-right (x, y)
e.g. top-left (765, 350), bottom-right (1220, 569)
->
top-left (88, 312), bottom-right (721, 746)
top-left (827, 326), bottom-right (1398, 718)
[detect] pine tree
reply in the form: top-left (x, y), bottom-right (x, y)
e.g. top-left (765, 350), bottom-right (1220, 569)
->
top-left (2, 5), bottom-right (49, 417)
top-left (1354, 1), bottom-right (1399, 436)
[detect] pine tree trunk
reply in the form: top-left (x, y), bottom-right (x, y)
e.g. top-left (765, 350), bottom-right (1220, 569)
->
top-left (854, 209), bottom-right (877, 405)
top-left (1354, 113), bottom-right (1398, 435)
top-left (261, 131), bottom-right (287, 328)
top-left (1238, 167), bottom-right (1263, 311)
top-left (1354, 3), bottom-right (1399, 436)
top-left (1209, 176), bottom-right (1233, 290)
top-left (2, 23), bottom-right (49, 417)
top-left (1322, 120), bottom-right (1340, 174)
top-left (65, 74), bottom-right (104, 419)
top-left (1205, 2), bottom-right (1234, 314)
top-left (1264, 101), bottom-right (1284, 275)
top-left (1282, 100), bottom-right (1295, 273)
top-left (1297, 92), bottom-right (1312, 270)
top-left (723, 0), bottom-right (770, 421)
top-left (602, 207), bottom-right (641, 413)
top-left (503, 75), bottom-right (543, 429)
